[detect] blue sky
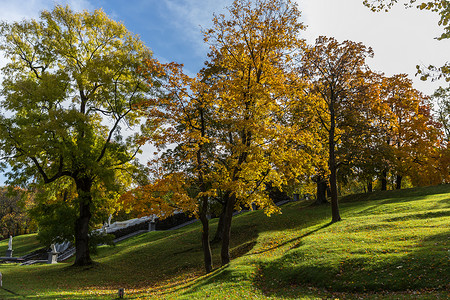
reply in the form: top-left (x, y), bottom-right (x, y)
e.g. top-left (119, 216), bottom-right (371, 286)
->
top-left (92, 0), bottom-right (221, 72)
top-left (2, 0), bottom-right (448, 80)
top-left (0, 0), bottom-right (449, 185)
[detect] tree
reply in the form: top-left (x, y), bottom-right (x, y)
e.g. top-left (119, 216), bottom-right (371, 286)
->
top-left (203, 0), bottom-right (311, 265)
top-left (312, 169), bottom-right (329, 205)
top-left (434, 87), bottom-right (450, 143)
top-left (122, 61), bottom-right (219, 273)
top-left (0, 6), bottom-right (160, 265)
top-left (342, 73), bottom-right (445, 191)
top-left (30, 174), bottom-right (122, 251)
top-left (299, 36), bottom-right (377, 222)
top-left (127, 0), bottom-right (313, 270)
top-left (0, 187), bottom-right (34, 238)
top-left (377, 74), bottom-right (442, 188)
top-left (289, 93), bottom-right (330, 204)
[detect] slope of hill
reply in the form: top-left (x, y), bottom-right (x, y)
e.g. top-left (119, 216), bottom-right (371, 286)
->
top-left (0, 233), bottom-right (40, 258)
top-left (0, 184), bottom-right (449, 299)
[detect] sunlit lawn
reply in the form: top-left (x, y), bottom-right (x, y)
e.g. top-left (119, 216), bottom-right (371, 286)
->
top-left (0, 184), bottom-right (449, 299)
top-left (0, 233), bottom-right (41, 257)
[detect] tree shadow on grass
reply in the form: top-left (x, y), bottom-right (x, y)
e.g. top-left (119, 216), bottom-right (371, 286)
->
top-left (253, 231), bottom-right (449, 299)
top-left (340, 184), bottom-right (450, 204)
top-left (386, 210), bottom-right (450, 222)
top-left (348, 192), bottom-right (450, 217)
top-left (0, 287), bottom-right (23, 299)
top-left (248, 222), bottom-right (333, 256)
top-left (8, 192), bottom-right (448, 299)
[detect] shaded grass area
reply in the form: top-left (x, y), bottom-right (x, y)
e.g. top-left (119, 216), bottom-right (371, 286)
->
top-left (0, 184), bottom-right (449, 299)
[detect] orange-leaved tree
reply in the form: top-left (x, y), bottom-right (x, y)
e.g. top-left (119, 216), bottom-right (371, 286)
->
top-left (121, 61), bottom-right (218, 273)
top-left (203, 0), bottom-right (314, 265)
top-left (298, 36), bottom-right (377, 222)
top-left (377, 74), bottom-right (444, 188)
top-left (124, 0), bottom-right (316, 271)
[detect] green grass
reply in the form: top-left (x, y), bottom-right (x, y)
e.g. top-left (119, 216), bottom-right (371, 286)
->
top-left (0, 184), bottom-right (449, 299)
top-left (0, 233), bottom-right (41, 257)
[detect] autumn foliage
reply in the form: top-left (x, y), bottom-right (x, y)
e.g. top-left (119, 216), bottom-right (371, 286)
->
top-left (0, 0), bottom-right (447, 276)
top-left (117, 0), bottom-right (449, 273)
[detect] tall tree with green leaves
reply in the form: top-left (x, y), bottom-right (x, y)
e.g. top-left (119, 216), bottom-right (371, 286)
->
top-left (0, 6), bottom-right (161, 265)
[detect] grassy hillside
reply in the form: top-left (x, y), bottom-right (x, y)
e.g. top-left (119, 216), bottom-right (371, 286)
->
top-left (0, 233), bottom-right (41, 257)
top-left (0, 184), bottom-right (449, 299)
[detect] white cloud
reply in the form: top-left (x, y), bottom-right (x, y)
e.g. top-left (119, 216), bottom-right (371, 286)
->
top-left (0, 0), bottom-right (93, 22)
top-left (296, 0), bottom-right (450, 95)
top-left (161, 0), bottom-right (232, 56)
top-left (159, 0), bottom-right (449, 95)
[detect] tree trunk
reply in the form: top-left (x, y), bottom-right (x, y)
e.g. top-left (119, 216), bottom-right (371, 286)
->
top-left (381, 170), bottom-right (387, 191)
top-left (326, 184), bottom-right (331, 198)
top-left (396, 175), bottom-right (402, 190)
top-left (212, 200), bottom-right (226, 244)
top-left (328, 100), bottom-right (341, 223)
top-left (315, 178), bottom-right (328, 205)
top-left (220, 193), bottom-right (235, 266)
top-left (74, 177), bottom-right (93, 266)
top-left (367, 180), bottom-right (373, 193)
top-left (329, 163), bottom-right (341, 222)
top-left (219, 95), bottom-right (251, 265)
top-left (196, 105), bottom-right (212, 273)
top-left (199, 197), bottom-right (212, 273)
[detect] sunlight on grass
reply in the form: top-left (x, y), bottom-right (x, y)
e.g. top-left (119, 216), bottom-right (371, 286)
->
top-left (0, 184), bottom-right (449, 299)
top-left (0, 233), bottom-right (41, 257)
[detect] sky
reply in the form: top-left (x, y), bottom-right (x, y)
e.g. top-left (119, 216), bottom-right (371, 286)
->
top-left (0, 0), bottom-right (448, 185)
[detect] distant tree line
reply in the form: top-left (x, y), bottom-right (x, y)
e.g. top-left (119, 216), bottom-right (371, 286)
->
top-left (0, 187), bottom-right (35, 239)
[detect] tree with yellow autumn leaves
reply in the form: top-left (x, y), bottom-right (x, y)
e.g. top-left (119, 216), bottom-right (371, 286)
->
top-left (0, 0), bottom-right (446, 274)
top-left (121, 0), bottom-right (447, 274)
top-left (298, 36), bottom-right (378, 222)
top-left (122, 0), bottom-right (316, 271)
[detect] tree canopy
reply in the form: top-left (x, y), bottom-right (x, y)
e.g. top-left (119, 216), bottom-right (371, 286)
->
top-left (0, 5), bottom-right (162, 265)
top-left (0, 0), bottom-right (447, 272)
top-left (122, 0), bottom-right (316, 269)
top-left (299, 36), bottom-right (377, 222)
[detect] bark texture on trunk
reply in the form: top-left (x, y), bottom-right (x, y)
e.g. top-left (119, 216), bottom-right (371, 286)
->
top-left (367, 180), bottom-right (373, 193)
top-left (220, 193), bottom-right (235, 266)
top-left (196, 105), bottom-right (212, 273)
top-left (396, 175), bottom-right (402, 190)
top-left (74, 177), bottom-right (93, 266)
top-left (315, 179), bottom-right (328, 205)
top-left (199, 201), bottom-right (212, 273)
top-left (212, 200), bottom-right (226, 244)
top-left (329, 163), bottom-right (341, 222)
top-left (328, 100), bottom-right (341, 223)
